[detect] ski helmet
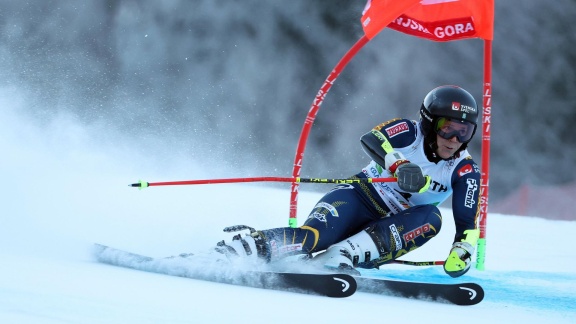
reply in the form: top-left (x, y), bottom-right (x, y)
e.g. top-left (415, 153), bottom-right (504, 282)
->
top-left (419, 85), bottom-right (479, 145)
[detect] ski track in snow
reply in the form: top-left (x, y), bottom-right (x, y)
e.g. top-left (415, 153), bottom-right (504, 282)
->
top-left (360, 267), bottom-right (576, 313)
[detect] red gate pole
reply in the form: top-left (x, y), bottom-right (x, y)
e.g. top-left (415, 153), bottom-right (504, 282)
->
top-left (476, 39), bottom-right (493, 270)
top-left (288, 35), bottom-right (370, 227)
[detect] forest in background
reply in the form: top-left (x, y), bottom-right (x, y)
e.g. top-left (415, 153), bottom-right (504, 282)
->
top-left (1, 1), bottom-right (574, 215)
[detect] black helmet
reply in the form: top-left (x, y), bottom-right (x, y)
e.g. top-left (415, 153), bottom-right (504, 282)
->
top-left (419, 85), bottom-right (479, 144)
top-left (419, 85), bottom-right (479, 159)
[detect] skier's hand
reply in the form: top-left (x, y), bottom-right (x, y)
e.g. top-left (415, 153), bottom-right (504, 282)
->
top-left (394, 163), bottom-right (431, 193)
top-left (444, 241), bottom-right (474, 278)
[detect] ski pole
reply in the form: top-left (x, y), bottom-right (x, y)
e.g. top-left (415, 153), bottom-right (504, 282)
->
top-left (392, 260), bottom-right (445, 266)
top-left (130, 177), bottom-right (397, 188)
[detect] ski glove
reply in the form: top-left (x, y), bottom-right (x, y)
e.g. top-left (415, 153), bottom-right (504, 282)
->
top-left (394, 162), bottom-right (431, 193)
top-left (444, 229), bottom-right (479, 278)
top-left (444, 241), bottom-right (474, 278)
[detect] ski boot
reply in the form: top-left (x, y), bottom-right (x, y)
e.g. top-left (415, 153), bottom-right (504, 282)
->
top-left (215, 225), bottom-right (271, 263)
top-left (311, 230), bottom-right (382, 276)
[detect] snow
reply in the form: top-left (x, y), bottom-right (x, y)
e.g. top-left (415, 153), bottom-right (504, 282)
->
top-left (2, 101), bottom-right (576, 324)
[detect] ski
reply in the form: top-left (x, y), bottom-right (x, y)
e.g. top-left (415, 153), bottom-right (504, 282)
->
top-left (355, 276), bottom-right (484, 305)
top-left (93, 244), bottom-right (483, 303)
top-left (93, 244), bottom-right (356, 298)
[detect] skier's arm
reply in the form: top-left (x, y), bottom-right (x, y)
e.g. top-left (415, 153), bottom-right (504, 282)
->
top-left (444, 159), bottom-right (481, 278)
top-left (360, 119), bottom-right (430, 193)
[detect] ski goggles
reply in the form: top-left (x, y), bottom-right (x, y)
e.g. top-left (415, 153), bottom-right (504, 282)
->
top-left (435, 117), bottom-right (476, 143)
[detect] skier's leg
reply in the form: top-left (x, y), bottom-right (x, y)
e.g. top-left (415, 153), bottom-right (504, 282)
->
top-left (215, 184), bottom-right (377, 263)
top-left (313, 204), bottom-right (443, 270)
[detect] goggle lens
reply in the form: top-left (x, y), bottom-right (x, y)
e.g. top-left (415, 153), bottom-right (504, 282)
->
top-left (435, 118), bottom-right (475, 143)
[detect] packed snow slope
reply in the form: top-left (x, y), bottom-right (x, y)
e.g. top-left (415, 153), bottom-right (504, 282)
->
top-left (1, 100), bottom-right (575, 324)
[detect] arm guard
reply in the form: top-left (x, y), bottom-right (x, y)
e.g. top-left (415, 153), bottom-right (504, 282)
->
top-left (360, 129), bottom-right (411, 174)
top-left (360, 119), bottom-right (418, 171)
top-left (360, 129), bottom-right (391, 168)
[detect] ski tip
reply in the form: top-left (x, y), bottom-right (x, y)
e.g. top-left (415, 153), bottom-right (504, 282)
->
top-left (92, 243), bottom-right (112, 257)
top-left (93, 243), bottom-right (107, 252)
top-left (455, 283), bottom-right (484, 306)
top-left (330, 273), bottom-right (357, 297)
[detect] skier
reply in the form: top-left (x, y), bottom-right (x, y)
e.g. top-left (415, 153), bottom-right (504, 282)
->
top-left (216, 85), bottom-right (481, 278)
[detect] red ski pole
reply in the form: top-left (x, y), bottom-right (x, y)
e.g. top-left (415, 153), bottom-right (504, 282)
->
top-left (130, 176), bottom-right (396, 188)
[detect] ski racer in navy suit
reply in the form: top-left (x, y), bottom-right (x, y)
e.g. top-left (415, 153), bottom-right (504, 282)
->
top-left (216, 85), bottom-right (481, 278)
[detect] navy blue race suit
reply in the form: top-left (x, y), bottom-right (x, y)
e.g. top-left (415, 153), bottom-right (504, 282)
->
top-left (259, 119), bottom-right (481, 268)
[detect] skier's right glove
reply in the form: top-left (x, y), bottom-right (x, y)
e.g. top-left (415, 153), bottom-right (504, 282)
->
top-left (394, 162), bottom-right (431, 193)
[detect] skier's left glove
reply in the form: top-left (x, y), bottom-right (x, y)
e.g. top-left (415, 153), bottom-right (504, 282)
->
top-left (444, 229), bottom-right (480, 278)
top-left (443, 242), bottom-right (474, 277)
